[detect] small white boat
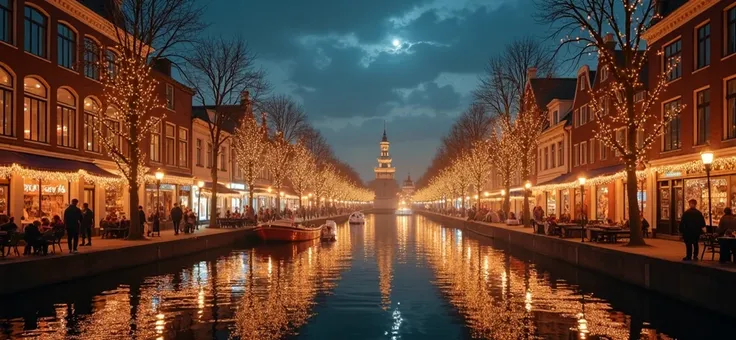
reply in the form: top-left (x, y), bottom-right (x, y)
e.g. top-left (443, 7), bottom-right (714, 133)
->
top-left (396, 207), bottom-right (412, 216)
top-left (349, 212), bottom-right (365, 224)
top-left (320, 220), bottom-right (337, 241)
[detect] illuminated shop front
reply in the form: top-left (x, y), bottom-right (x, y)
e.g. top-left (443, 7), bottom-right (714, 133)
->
top-left (144, 174), bottom-right (194, 221)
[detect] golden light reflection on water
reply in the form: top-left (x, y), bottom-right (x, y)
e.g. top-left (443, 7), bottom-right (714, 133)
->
top-left (413, 215), bottom-right (656, 340)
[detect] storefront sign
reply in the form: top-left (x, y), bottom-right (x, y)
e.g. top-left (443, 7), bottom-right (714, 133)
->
top-left (160, 184), bottom-right (175, 191)
top-left (230, 183), bottom-right (246, 190)
top-left (24, 184), bottom-right (66, 194)
top-left (180, 185), bottom-right (191, 191)
top-left (664, 171), bottom-right (682, 178)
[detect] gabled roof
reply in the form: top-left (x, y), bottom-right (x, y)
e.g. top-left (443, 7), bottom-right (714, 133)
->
top-left (529, 78), bottom-right (578, 109)
top-left (192, 105), bottom-right (245, 134)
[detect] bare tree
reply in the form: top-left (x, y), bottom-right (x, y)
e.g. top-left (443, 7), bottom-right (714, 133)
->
top-left (183, 36), bottom-right (267, 227)
top-left (475, 37), bottom-right (556, 117)
top-left (537, 0), bottom-right (679, 246)
top-left (94, 0), bottom-right (205, 239)
top-left (261, 95), bottom-right (309, 143)
top-left (442, 103), bottom-right (495, 159)
top-left (298, 126), bottom-right (335, 168)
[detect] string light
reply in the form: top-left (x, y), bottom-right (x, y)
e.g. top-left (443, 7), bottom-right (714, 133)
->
top-left (233, 110), bottom-right (269, 206)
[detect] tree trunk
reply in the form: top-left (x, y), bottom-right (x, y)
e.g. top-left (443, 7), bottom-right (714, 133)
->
top-left (522, 158), bottom-right (531, 227)
top-left (503, 184), bottom-right (510, 218)
top-left (210, 164), bottom-right (218, 228)
top-left (626, 167), bottom-right (645, 246)
top-left (275, 184), bottom-right (282, 218)
top-left (127, 144), bottom-right (144, 239)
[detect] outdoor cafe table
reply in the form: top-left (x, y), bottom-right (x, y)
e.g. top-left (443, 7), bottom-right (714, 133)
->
top-left (587, 227), bottom-right (631, 243)
top-left (557, 223), bottom-right (584, 238)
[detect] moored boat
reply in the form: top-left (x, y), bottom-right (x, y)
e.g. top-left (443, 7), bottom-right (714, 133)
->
top-left (320, 220), bottom-right (337, 241)
top-left (254, 220), bottom-right (323, 242)
top-left (349, 212), bottom-right (365, 224)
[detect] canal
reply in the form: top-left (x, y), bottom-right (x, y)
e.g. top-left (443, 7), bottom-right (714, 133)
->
top-left (0, 214), bottom-right (732, 339)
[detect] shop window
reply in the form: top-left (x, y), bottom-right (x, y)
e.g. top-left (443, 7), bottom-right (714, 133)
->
top-left (0, 66), bottom-right (13, 137)
top-left (23, 178), bottom-right (68, 219)
top-left (596, 186), bottom-right (609, 220)
top-left (664, 39), bottom-right (681, 81)
top-left (57, 23), bottom-right (76, 70)
top-left (23, 76), bottom-right (48, 143)
top-left (0, 182), bottom-right (8, 215)
top-left (0, 0), bottom-right (11, 44)
top-left (84, 97), bottom-right (101, 152)
top-left (686, 177), bottom-right (726, 226)
top-left (624, 181), bottom-right (647, 220)
top-left (105, 183), bottom-right (124, 217)
top-left (663, 99), bottom-right (681, 151)
top-left (696, 88), bottom-right (710, 145)
top-left (56, 88), bottom-right (76, 148)
top-left (179, 185), bottom-right (191, 209)
top-left (24, 6), bottom-right (46, 58)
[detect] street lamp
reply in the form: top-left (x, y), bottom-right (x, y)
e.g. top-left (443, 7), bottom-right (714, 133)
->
top-left (701, 150), bottom-right (714, 228)
top-left (154, 169), bottom-right (164, 219)
top-left (197, 180), bottom-right (204, 221)
top-left (578, 176), bottom-right (587, 242)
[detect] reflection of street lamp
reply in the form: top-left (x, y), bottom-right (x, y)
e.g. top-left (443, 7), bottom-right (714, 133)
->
top-left (196, 180), bottom-right (204, 220)
top-left (701, 150), bottom-right (714, 228)
top-left (578, 176), bottom-right (587, 242)
top-left (155, 169), bottom-right (164, 217)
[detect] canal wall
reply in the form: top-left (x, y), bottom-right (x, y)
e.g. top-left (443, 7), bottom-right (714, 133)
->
top-left (418, 210), bottom-right (736, 319)
top-left (0, 228), bottom-right (254, 295)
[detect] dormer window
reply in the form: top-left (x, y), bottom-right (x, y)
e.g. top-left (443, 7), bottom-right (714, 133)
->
top-left (552, 110), bottom-right (559, 125)
top-left (579, 75), bottom-right (586, 90)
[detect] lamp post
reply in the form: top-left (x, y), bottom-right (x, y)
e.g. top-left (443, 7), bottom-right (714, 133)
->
top-left (196, 180), bottom-right (204, 221)
top-left (701, 151), bottom-right (714, 229)
top-left (578, 176), bottom-right (586, 242)
top-left (524, 181), bottom-right (532, 227)
top-left (154, 169), bottom-right (164, 219)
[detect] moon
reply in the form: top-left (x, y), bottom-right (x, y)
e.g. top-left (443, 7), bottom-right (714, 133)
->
top-left (392, 39), bottom-right (401, 47)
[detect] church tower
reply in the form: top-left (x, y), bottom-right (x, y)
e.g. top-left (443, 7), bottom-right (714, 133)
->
top-left (371, 124), bottom-right (399, 211)
top-left (374, 126), bottom-right (395, 180)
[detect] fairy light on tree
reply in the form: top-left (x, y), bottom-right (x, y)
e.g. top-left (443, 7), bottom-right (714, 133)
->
top-left (233, 111), bottom-right (270, 212)
top-left (288, 143), bottom-right (316, 214)
top-left (511, 96), bottom-right (546, 227)
top-left (465, 141), bottom-right (493, 209)
top-left (266, 131), bottom-right (294, 216)
top-left (537, 0), bottom-right (682, 246)
top-left (489, 115), bottom-right (520, 217)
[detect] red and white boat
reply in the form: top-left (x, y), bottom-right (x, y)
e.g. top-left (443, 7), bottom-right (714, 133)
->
top-left (254, 220), bottom-right (323, 242)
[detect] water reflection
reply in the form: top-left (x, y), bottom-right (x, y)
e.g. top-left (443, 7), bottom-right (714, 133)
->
top-left (0, 215), bottom-right (732, 339)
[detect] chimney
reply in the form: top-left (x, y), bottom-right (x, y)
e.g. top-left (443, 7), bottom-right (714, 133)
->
top-left (527, 67), bottom-right (537, 80)
top-left (603, 33), bottom-right (616, 50)
top-left (240, 90), bottom-right (252, 116)
top-left (151, 58), bottom-right (172, 77)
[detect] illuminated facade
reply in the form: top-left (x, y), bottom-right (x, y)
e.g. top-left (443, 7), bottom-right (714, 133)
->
top-left (372, 126), bottom-right (398, 210)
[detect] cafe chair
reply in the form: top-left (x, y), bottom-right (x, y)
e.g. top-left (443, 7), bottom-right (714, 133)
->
top-left (4, 233), bottom-right (22, 256)
top-left (701, 234), bottom-right (720, 261)
top-left (51, 229), bottom-right (65, 253)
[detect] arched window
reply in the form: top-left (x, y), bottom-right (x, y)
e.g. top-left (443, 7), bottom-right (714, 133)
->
top-left (56, 88), bottom-right (76, 147)
top-left (105, 49), bottom-right (118, 78)
top-left (23, 76), bottom-right (48, 142)
top-left (57, 24), bottom-right (76, 70)
top-left (83, 96), bottom-right (100, 152)
top-left (84, 38), bottom-right (100, 80)
top-left (0, 66), bottom-right (12, 137)
top-left (24, 6), bottom-right (47, 58)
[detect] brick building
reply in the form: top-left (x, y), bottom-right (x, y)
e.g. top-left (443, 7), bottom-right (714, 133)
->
top-left (643, 0), bottom-right (736, 235)
top-left (0, 0), bottom-right (193, 221)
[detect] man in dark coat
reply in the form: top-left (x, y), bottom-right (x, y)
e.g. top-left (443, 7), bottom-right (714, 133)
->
top-left (679, 199), bottom-right (705, 261)
top-left (63, 199), bottom-right (83, 253)
top-left (170, 203), bottom-right (183, 235)
top-left (138, 206), bottom-right (147, 237)
top-left (81, 203), bottom-right (94, 246)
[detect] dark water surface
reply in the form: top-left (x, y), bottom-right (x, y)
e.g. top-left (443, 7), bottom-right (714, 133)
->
top-left (0, 214), bottom-right (732, 339)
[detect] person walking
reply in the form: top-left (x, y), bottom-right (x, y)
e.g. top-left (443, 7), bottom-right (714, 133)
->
top-left (679, 199), bottom-right (705, 261)
top-left (81, 203), bottom-right (94, 246)
top-left (63, 198), bottom-right (83, 253)
top-left (139, 206), bottom-right (147, 237)
top-left (170, 203), bottom-right (183, 235)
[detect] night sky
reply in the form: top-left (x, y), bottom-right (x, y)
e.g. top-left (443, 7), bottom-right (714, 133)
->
top-left (201, 0), bottom-right (549, 183)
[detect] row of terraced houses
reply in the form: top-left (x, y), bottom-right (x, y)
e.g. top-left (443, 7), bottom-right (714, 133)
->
top-left (0, 0), bottom-right (293, 225)
top-left (483, 0), bottom-right (736, 237)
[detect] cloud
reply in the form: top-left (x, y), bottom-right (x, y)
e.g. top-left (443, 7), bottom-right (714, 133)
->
top-left (389, 0), bottom-right (512, 27)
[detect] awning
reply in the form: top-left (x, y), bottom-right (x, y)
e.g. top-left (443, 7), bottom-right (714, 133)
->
top-left (538, 164), bottom-right (625, 186)
top-left (201, 182), bottom-right (240, 195)
top-left (0, 149), bottom-right (117, 177)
